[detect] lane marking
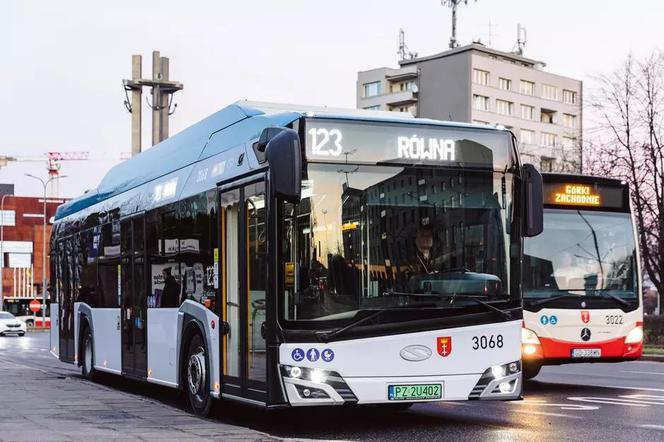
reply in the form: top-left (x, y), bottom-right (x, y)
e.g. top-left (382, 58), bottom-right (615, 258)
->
top-left (567, 396), bottom-right (653, 407)
top-left (539, 381), bottom-right (664, 393)
top-left (640, 424), bottom-right (664, 431)
top-left (509, 399), bottom-right (599, 411)
top-left (621, 370), bottom-right (664, 376)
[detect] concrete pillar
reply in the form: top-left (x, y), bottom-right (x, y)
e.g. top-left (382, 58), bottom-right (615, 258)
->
top-left (151, 51), bottom-right (162, 146)
top-left (160, 57), bottom-right (170, 142)
top-left (131, 55), bottom-right (142, 157)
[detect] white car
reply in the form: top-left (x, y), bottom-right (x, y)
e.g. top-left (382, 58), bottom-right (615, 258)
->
top-left (0, 312), bottom-right (27, 336)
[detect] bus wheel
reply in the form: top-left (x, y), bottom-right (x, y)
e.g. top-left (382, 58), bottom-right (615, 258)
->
top-left (81, 327), bottom-right (96, 381)
top-left (523, 363), bottom-right (541, 380)
top-left (185, 333), bottom-right (213, 417)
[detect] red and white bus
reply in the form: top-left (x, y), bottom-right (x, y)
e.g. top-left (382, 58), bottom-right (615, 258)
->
top-left (522, 174), bottom-right (643, 378)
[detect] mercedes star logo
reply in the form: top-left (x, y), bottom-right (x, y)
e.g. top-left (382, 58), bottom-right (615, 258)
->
top-left (400, 345), bottom-right (432, 362)
top-left (581, 327), bottom-right (591, 341)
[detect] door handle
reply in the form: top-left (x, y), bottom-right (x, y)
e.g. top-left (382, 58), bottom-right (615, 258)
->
top-left (261, 321), bottom-right (266, 339)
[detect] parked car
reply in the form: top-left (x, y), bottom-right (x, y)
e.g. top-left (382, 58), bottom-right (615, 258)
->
top-left (0, 312), bottom-right (27, 336)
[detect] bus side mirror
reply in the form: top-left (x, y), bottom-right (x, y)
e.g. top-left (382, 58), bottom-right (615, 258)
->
top-left (522, 163), bottom-right (543, 237)
top-left (264, 128), bottom-right (302, 204)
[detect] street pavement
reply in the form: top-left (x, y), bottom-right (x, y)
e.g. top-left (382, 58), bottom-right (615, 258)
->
top-left (2, 333), bottom-right (664, 441)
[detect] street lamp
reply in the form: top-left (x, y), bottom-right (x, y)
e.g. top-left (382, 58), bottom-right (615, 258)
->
top-left (0, 193), bottom-right (11, 311)
top-left (25, 173), bottom-right (67, 328)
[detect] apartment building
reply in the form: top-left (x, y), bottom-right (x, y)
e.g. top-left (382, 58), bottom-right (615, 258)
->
top-left (357, 43), bottom-right (583, 171)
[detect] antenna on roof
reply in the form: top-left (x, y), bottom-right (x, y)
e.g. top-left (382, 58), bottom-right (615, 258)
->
top-left (397, 29), bottom-right (418, 62)
top-left (441, 0), bottom-right (477, 49)
top-left (514, 23), bottom-right (527, 55)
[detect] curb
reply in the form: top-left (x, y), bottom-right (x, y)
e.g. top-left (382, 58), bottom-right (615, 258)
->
top-left (640, 354), bottom-right (664, 362)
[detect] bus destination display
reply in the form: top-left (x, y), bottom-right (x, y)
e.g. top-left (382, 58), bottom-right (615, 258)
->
top-left (304, 118), bottom-right (511, 169)
top-left (544, 181), bottom-right (625, 209)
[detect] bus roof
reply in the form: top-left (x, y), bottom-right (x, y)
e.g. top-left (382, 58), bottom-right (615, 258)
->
top-left (56, 101), bottom-right (508, 221)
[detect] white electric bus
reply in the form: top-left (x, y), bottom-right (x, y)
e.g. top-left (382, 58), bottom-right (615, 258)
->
top-left (50, 102), bottom-right (543, 415)
top-left (522, 173), bottom-right (642, 379)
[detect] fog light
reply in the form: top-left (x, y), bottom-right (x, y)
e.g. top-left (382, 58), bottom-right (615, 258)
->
top-left (310, 369), bottom-right (327, 384)
top-left (302, 388), bottom-right (311, 397)
top-left (523, 344), bottom-right (537, 355)
top-left (499, 381), bottom-right (512, 393)
top-left (290, 366), bottom-right (302, 379)
top-left (491, 365), bottom-right (506, 379)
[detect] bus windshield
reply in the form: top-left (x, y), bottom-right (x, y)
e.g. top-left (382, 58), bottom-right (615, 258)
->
top-left (281, 163), bottom-right (514, 324)
top-left (524, 209), bottom-right (637, 299)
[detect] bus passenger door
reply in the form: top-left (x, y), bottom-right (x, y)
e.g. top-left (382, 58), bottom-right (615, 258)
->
top-left (120, 215), bottom-right (147, 378)
top-left (219, 180), bottom-right (268, 403)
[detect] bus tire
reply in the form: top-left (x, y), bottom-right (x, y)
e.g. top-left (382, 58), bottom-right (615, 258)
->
top-left (184, 332), bottom-right (213, 417)
top-left (81, 327), bottom-right (97, 381)
top-left (523, 363), bottom-right (541, 380)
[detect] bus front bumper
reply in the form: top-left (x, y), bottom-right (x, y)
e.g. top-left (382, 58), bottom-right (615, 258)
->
top-left (281, 363), bottom-right (522, 406)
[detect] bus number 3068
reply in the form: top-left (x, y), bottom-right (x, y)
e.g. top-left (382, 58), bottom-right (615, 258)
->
top-left (472, 334), bottom-right (504, 350)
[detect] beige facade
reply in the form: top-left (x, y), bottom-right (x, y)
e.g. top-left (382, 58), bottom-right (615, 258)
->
top-left (356, 44), bottom-right (583, 172)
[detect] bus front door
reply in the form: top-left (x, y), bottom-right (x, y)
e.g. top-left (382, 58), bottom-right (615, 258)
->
top-left (219, 180), bottom-right (268, 403)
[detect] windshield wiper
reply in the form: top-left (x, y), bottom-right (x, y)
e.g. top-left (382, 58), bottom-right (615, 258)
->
top-left (386, 291), bottom-right (512, 320)
top-left (316, 304), bottom-right (438, 343)
top-left (591, 291), bottom-right (631, 307)
top-left (528, 291), bottom-right (632, 308)
top-left (436, 293), bottom-right (513, 320)
top-left (528, 294), bottom-right (582, 308)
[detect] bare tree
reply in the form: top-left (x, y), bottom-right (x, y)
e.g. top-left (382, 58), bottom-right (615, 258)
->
top-left (586, 52), bottom-right (664, 306)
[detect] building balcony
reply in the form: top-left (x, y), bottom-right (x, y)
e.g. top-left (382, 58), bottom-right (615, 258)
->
top-left (384, 90), bottom-right (419, 107)
top-left (385, 66), bottom-right (418, 82)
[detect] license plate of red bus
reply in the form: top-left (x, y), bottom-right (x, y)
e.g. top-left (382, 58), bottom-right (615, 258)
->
top-left (572, 348), bottom-right (601, 358)
top-left (388, 383), bottom-right (442, 401)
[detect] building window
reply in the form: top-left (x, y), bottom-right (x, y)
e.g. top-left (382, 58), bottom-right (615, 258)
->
top-left (563, 89), bottom-right (577, 104)
top-left (472, 120), bottom-right (490, 125)
top-left (541, 109), bottom-right (555, 124)
top-left (542, 84), bottom-right (558, 101)
top-left (496, 99), bottom-right (513, 116)
top-left (520, 104), bottom-right (535, 120)
top-left (562, 136), bottom-right (577, 148)
top-left (541, 132), bottom-right (556, 147)
top-left (540, 157), bottom-right (555, 172)
top-left (473, 69), bottom-right (489, 85)
top-left (563, 113), bottom-right (577, 129)
top-left (499, 77), bottom-right (512, 91)
top-left (520, 129), bottom-right (534, 144)
top-left (473, 94), bottom-right (490, 111)
top-left (0, 210), bottom-right (16, 226)
top-left (363, 81), bottom-right (382, 98)
top-left (364, 105), bottom-right (380, 110)
top-left (520, 80), bottom-right (535, 96)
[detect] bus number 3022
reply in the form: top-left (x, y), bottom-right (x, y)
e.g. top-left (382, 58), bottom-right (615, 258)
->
top-left (472, 334), bottom-right (504, 350)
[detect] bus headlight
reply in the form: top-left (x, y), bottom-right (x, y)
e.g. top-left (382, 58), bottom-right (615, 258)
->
top-left (625, 326), bottom-right (643, 344)
top-left (289, 366), bottom-right (302, 379)
top-left (281, 365), bottom-right (330, 384)
top-left (491, 365), bottom-right (506, 379)
top-left (521, 328), bottom-right (541, 345)
top-left (310, 369), bottom-right (327, 384)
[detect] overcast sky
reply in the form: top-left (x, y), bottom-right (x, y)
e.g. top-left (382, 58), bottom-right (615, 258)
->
top-left (1, 0), bottom-right (661, 198)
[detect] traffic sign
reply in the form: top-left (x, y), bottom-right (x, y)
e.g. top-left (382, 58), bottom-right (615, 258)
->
top-left (29, 299), bottom-right (41, 313)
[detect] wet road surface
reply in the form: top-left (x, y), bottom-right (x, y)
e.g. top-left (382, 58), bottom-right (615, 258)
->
top-left (2, 332), bottom-right (664, 441)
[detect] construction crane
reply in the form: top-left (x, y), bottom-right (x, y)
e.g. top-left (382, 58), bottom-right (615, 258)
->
top-left (0, 151), bottom-right (131, 197)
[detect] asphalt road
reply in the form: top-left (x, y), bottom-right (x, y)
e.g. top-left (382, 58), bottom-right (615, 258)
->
top-left (2, 332), bottom-right (664, 441)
